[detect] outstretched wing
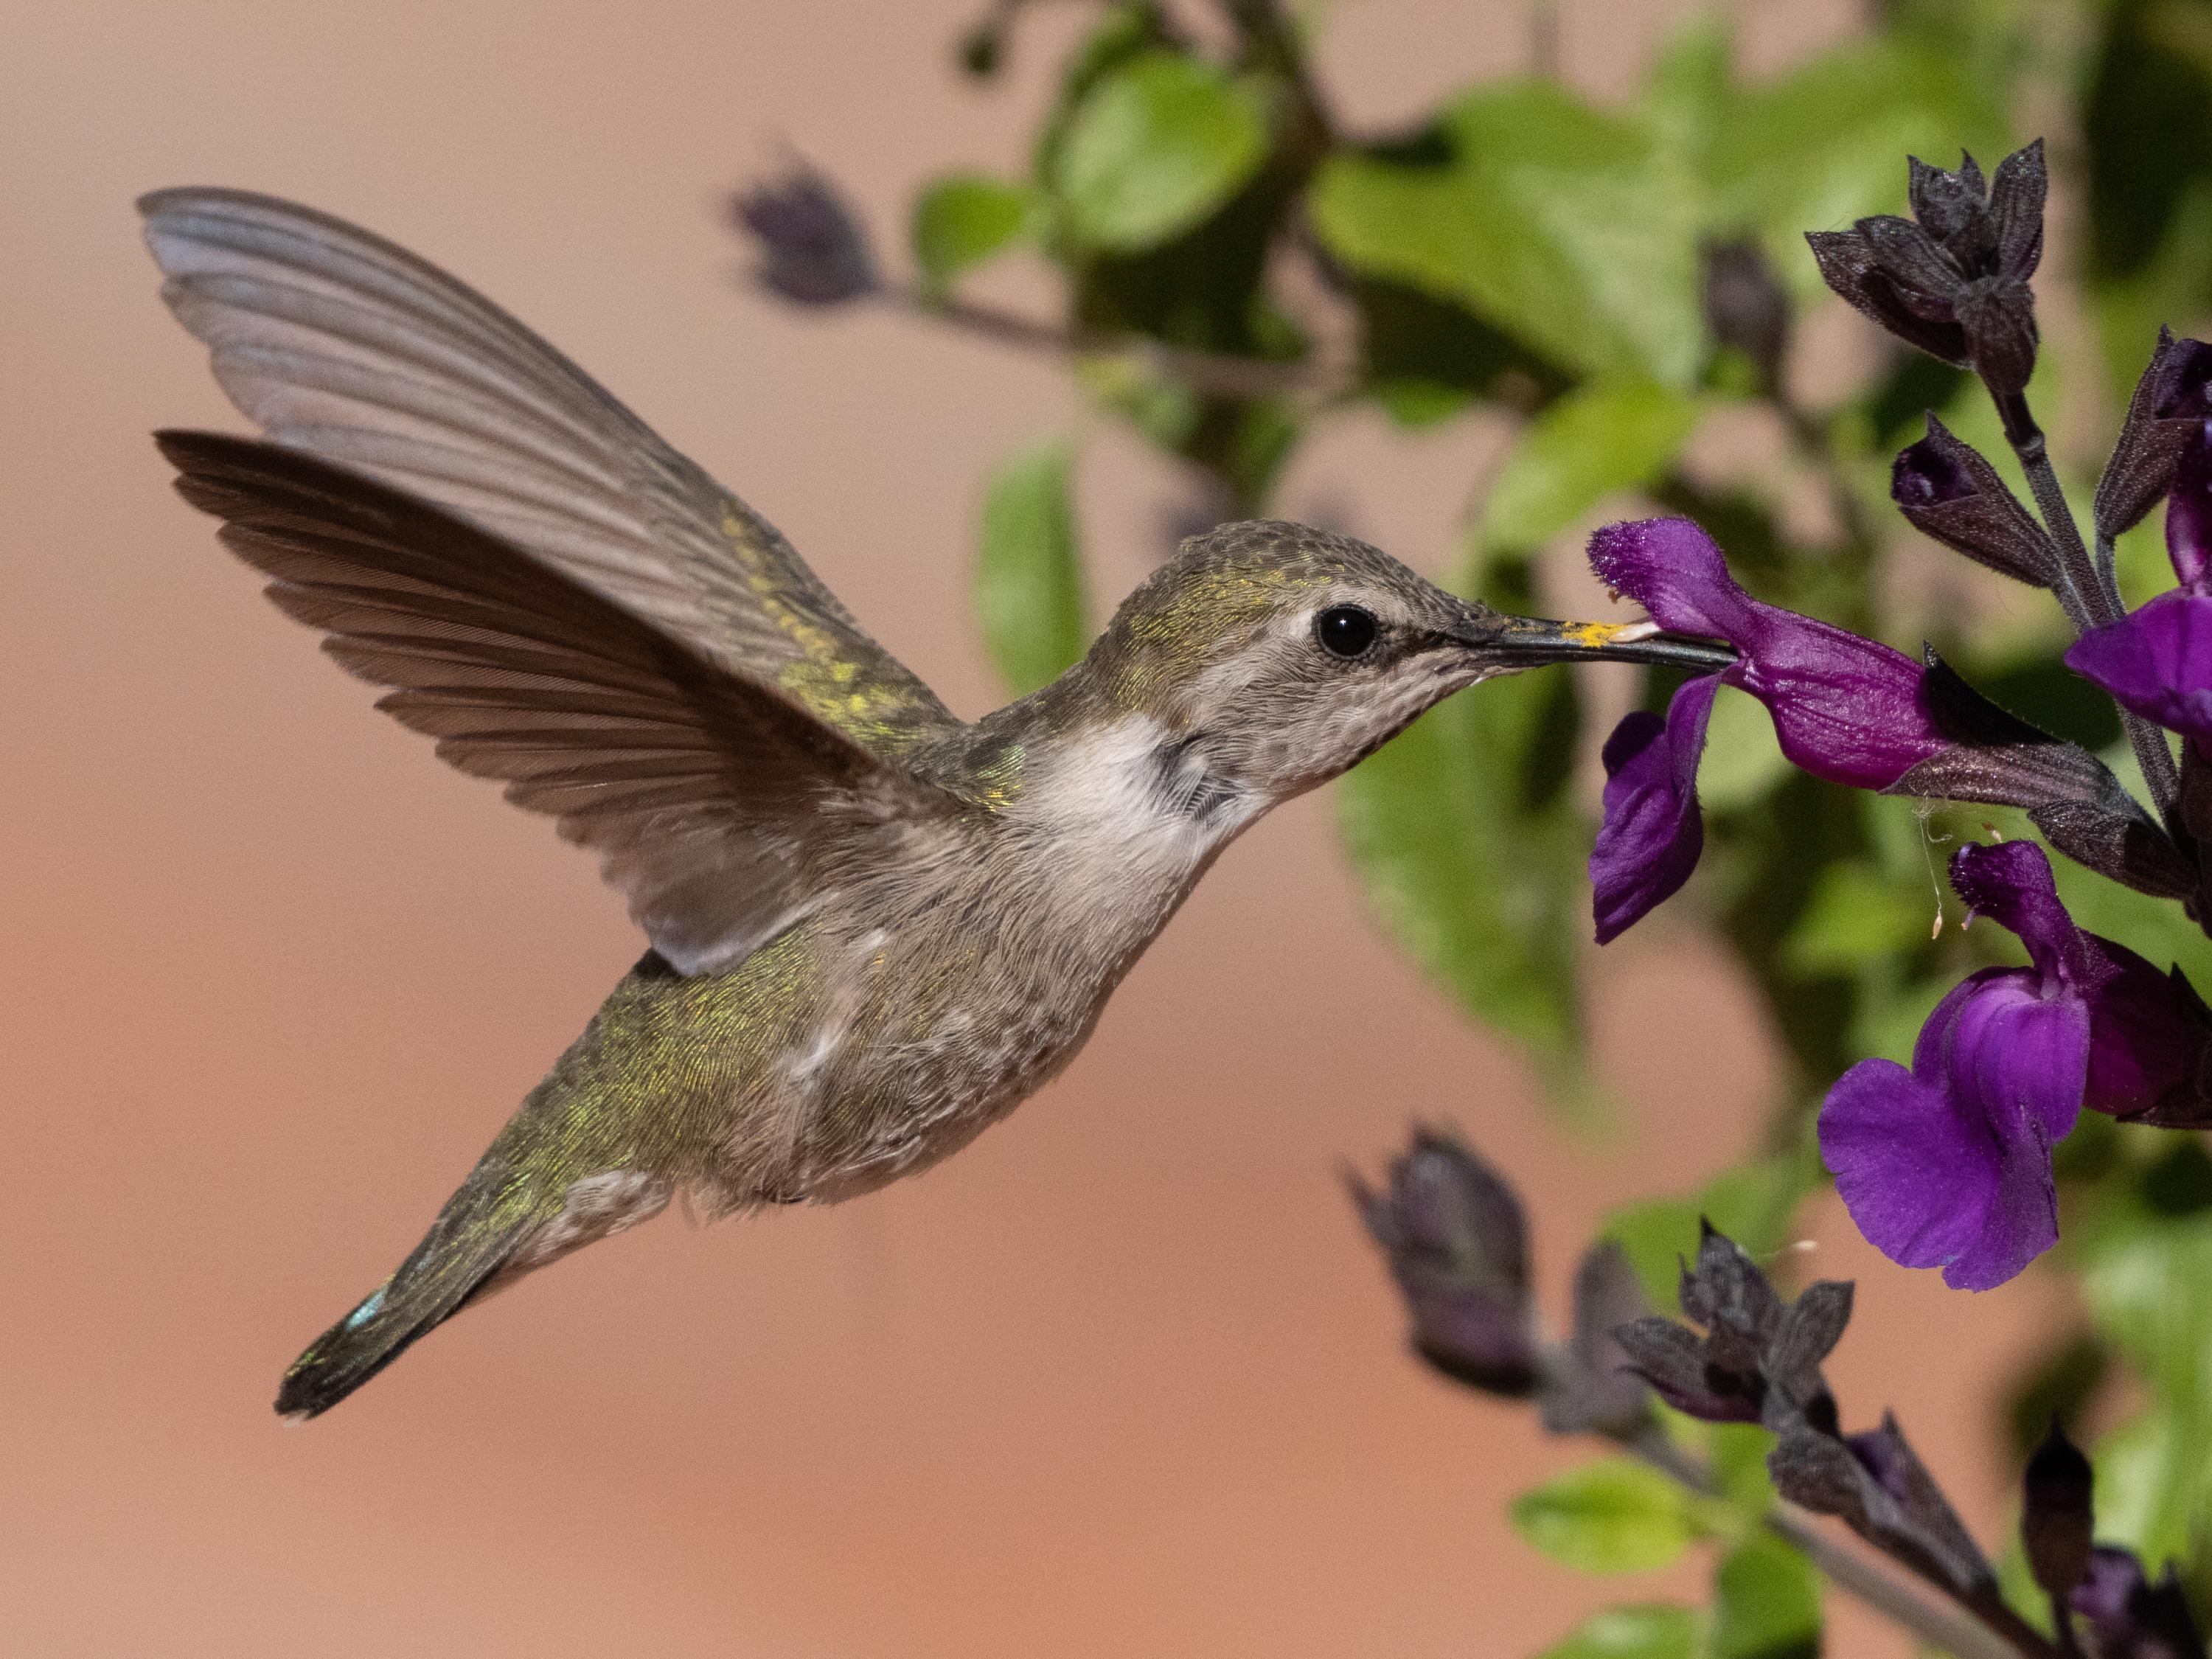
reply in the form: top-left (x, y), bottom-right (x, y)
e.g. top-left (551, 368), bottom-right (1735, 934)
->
top-left (161, 432), bottom-right (961, 975)
top-left (139, 186), bottom-right (958, 759)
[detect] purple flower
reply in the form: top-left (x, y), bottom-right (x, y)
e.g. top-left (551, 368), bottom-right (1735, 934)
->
top-left (1591, 676), bottom-right (1716, 945)
top-left (1585, 518), bottom-right (1947, 937)
top-left (2067, 429), bottom-right (2212, 751)
top-left (2074, 1547), bottom-right (2204, 1659)
top-left (1348, 1129), bottom-right (1540, 1395)
top-left (1818, 842), bottom-right (2210, 1290)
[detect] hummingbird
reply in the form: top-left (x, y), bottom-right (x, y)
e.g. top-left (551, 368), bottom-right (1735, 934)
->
top-left (141, 187), bottom-right (1731, 1419)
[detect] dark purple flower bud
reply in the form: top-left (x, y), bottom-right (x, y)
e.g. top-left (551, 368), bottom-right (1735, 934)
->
top-left (1701, 237), bottom-right (1791, 389)
top-left (2074, 1548), bottom-right (2205, 1659)
top-left (1821, 841), bottom-right (2212, 1289)
top-left (1540, 1240), bottom-right (1652, 1436)
top-left (1806, 142), bottom-right (2046, 393)
top-left (1892, 413), bottom-right (2059, 586)
top-left (1610, 1222), bottom-right (1845, 1430)
top-left (1839, 1413), bottom-right (1997, 1595)
top-left (2021, 1419), bottom-right (2095, 1597)
top-left (2094, 328), bottom-right (2212, 539)
top-left (1806, 229), bottom-right (1972, 365)
top-left (1349, 1129), bottom-right (1540, 1395)
top-left (729, 161), bottom-right (878, 306)
top-left (1770, 1413), bottom-right (1994, 1598)
top-left (1613, 1314), bottom-right (1764, 1423)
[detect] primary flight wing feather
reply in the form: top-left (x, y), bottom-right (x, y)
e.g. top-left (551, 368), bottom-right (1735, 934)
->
top-left (159, 432), bottom-right (954, 975)
top-left (138, 187), bottom-right (957, 757)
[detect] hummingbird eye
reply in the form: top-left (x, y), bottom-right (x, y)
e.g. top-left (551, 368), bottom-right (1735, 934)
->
top-left (1315, 605), bottom-right (1379, 659)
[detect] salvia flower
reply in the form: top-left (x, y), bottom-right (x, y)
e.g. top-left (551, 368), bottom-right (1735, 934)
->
top-left (2096, 327), bottom-right (2212, 539)
top-left (730, 160), bottom-right (878, 306)
top-left (1806, 142), bottom-right (2046, 395)
top-left (1818, 841), bottom-right (2212, 1290)
top-left (1587, 518), bottom-right (2177, 939)
top-left (1588, 518), bottom-right (1946, 939)
top-left (2070, 427), bottom-right (2212, 754)
top-left (1348, 1128), bottom-right (1539, 1394)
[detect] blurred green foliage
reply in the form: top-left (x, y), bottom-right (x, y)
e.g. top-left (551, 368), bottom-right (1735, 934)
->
top-left (887, 0), bottom-right (2212, 1645)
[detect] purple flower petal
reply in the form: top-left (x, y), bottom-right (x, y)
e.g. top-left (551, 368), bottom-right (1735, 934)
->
top-left (1939, 1102), bottom-right (2059, 1291)
top-left (2167, 428), bottom-right (2212, 591)
top-left (1821, 1054), bottom-right (2003, 1273)
top-left (1948, 841), bottom-right (2093, 987)
top-left (1822, 958), bottom-right (2081, 1291)
top-left (1589, 517), bottom-right (1947, 790)
top-left (1933, 970), bottom-right (2089, 1154)
top-left (2084, 945), bottom-right (2208, 1117)
top-left (1588, 518), bottom-right (1759, 641)
top-left (1590, 674), bottom-right (1719, 944)
top-left (2066, 590), bottom-right (2212, 750)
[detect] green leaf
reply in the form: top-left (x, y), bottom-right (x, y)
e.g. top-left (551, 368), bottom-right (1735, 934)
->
top-left (1512, 1458), bottom-right (1700, 1573)
top-left (1702, 37), bottom-right (2008, 291)
top-left (1696, 688), bottom-right (1791, 813)
top-left (1051, 50), bottom-right (1270, 251)
top-left (1780, 862), bottom-right (1932, 978)
top-left (911, 173), bottom-right (1038, 294)
top-left (2077, 1211), bottom-right (2212, 1594)
top-left (1337, 556), bottom-right (1594, 1117)
top-left (1639, 15), bottom-right (1732, 186)
top-left (1706, 1425), bottom-right (1778, 1515)
top-left (1312, 80), bottom-right (1704, 386)
top-left (1478, 378), bottom-right (1705, 554)
top-left (975, 439), bottom-right (1092, 697)
top-left (1540, 1604), bottom-right (1703, 1659)
top-left (1710, 1535), bottom-right (1822, 1659)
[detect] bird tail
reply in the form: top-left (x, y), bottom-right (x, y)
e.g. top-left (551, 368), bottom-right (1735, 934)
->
top-left (275, 1166), bottom-right (542, 1422)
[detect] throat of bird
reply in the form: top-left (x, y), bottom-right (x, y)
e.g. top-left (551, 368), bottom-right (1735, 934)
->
top-left (1023, 714), bottom-right (1259, 877)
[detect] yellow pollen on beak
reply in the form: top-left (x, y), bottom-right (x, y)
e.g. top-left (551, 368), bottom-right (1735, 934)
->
top-left (1563, 620), bottom-right (1632, 648)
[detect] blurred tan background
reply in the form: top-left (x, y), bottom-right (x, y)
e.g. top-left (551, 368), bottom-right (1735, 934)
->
top-left (0, 1), bottom-right (2057, 1654)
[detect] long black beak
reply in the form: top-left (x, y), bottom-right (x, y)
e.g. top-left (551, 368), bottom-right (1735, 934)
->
top-left (1455, 611), bottom-right (1736, 673)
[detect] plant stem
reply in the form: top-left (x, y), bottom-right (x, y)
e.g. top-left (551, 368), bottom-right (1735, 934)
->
top-left (1628, 1434), bottom-right (2054, 1659)
top-left (899, 289), bottom-right (1339, 403)
top-left (2046, 1587), bottom-right (2086, 1659)
top-left (1992, 389), bottom-right (2185, 821)
top-left (1763, 1509), bottom-right (2039, 1659)
top-left (1994, 392), bottom-right (2107, 627)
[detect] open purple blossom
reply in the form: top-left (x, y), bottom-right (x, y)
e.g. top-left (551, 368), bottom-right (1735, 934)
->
top-left (2068, 428), bottom-right (2212, 752)
top-left (1818, 841), bottom-right (2211, 1290)
top-left (1587, 518), bottom-right (1947, 939)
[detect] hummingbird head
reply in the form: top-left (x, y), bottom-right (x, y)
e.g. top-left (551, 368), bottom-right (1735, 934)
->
top-left (1073, 521), bottom-right (1733, 804)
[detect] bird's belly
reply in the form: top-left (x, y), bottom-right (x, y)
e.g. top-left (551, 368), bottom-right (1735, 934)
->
top-left (783, 982), bottom-right (1105, 1203)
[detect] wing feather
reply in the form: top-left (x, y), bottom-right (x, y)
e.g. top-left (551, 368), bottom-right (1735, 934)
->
top-left (140, 187), bottom-right (959, 755)
top-left (159, 432), bottom-right (959, 975)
